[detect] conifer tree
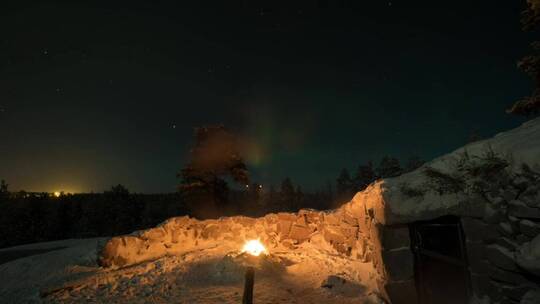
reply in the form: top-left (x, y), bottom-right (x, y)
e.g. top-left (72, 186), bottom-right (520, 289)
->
top-left (508, 0), bottom-right (540, 117)
top-left (376, 156), bottom-right (402, 178)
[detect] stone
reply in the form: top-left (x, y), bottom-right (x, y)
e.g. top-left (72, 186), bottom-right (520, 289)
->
top-left (357, 239), bottom-right (369, 259)
top-left (523, 197), bottom-right (540, 209)
top-left (484, 204), bottom-right (506, 224)
top-left (380, 279), bottom-right (418, 304)
top-left (98, 235), bottom-right (147, 268)
top-left (288, 224), bottom-right (312, 242)
top-left (503, 189), bottom-right (519, 202)
top-left (300, 210), bottom-right (322, 223)
top-left (496, 296), bottom-right (520, 304)
top-left (462, 195), bottom-right (488, 217)
top-left (498, 222), bottom-right (515, 237)
top-left (484, 280), bottom-right (505, 303)
top-left (496, 237), bottom-right (519, 252)
top-left (236, 216), bottom-right (256, 227)
top-left (515, 235), bottom-right (540, 276)
top-left (381, 248), bottom-right (414, 280)
top-left (281, 239), bottom-right (297, 250)
top-left (339, 226), bottom-right (359, 240)
top-left (277, 220), bottom-right (292, 238)
top-left (341, 212), bottom-right (358, 226)
top-left (320, 275), bottom-right (347, 289)
top-left (262, 213), bottom-right (279, 225)
top-left (140, 227), bottom-right (167, 241)
top-left (295, 214), bottom-right (308, 227)
top-left (324, 212), bottom-right (341, 226)
top-left (470, 259), bottom-right (490, 274)
top-left (508, 215), bottom-right (520, 222)
top-left (521, 289), bottom-right (540, 304)
top-left (358, 217), bottom-right (371, 234)
top-left (508, 200), bottom-right (540, 219)
top-left (485, 244), bottom-right (518, 271)
top-left (487, 263), bottom-right (529, 285)
top-left (492, 281), bottom-right (534, 302)
top-left (362, 246), bottom-right (373, 263)
top-left (486, 194), bottom-right (506, 206)
top-left (323, 226), bottom-right (346, 244)
top-left (519, 219), bottom-right (540, 237)
top-left (516, 234), bottom-right (531, 244)
top-left (277, 212), bottom-right (296, 222)
top-left (166, 215), bottom-right (192, 227)
top-left (201, 224), bottom-right (221, 239)
top-left (333, 242), bottom-right (352, 255)
top-left (520, 185), bottom-right (540, 208)
top-left (513, 176), bottom-right (530, 190)
top-left (467, 241), bottom-right (486, 273)
top-left (461, 218), bottom-right (500, 242)
top-left (371, 224), bottom-right (410, 251)
top-left (470, 273), bottom-right (491, 297)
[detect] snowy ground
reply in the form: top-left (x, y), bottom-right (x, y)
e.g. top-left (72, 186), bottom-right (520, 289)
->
top-left (0, 238), bottom-right (383, 304)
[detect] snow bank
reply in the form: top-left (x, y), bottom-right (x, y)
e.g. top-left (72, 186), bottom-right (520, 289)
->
top-left (362, 117), bottom-right (540, 225)
top-left (0, 238), bottom-right (105, 303)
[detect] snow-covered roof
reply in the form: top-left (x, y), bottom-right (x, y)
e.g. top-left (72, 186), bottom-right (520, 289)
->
top-left (351, 117), bottom-right (540, 225)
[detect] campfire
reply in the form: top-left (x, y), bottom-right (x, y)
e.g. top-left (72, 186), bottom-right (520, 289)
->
top-left (240, 239), bottom-right (267, 304)
top-left (241, 239), bottom-right (267, 257)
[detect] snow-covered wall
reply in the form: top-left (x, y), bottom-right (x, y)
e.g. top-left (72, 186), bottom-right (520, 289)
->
top-left (353, 118), bottom-right (540, 303)
top-left (98, 198), bottom-right (415, 303)
top-left (376, 117), bottom-right (540, 225)
top-left (98, 209), bottom-right (363, 268)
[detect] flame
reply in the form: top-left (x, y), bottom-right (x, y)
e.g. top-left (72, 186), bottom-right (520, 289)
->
top-left (242, 240), bottom-right (267, 256)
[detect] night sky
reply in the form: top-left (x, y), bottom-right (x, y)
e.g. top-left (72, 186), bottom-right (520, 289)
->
top-left (0, 1), bottom-right (532, 193)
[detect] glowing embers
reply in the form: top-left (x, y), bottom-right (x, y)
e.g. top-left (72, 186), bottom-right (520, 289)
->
top-left (241, 240), bottom-right (267, 257)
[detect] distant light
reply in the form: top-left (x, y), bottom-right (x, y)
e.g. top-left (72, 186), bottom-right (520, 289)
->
top-left (53, 191), bottom-right (61, 197)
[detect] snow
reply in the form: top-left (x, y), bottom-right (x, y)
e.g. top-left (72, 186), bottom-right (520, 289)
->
top-left (354, 117), bottom-right (540, 225)
top-left (0, 238), bottom-right (106, 303)
top-left (0, 237), bottom-right (383, 303)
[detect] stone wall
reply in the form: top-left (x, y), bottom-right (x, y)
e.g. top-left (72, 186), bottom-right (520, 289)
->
top-left (98, 209), bottom-right (360, 268)
top-left (461, 168), bottom-right (540, 304)
top-left (349, 187), bottom-right (418, 304)
top-left (97, 195), bottom-right (415, 303)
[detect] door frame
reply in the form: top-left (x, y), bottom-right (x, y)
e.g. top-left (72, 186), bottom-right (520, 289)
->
top-left (409, 216), bottom-right (472, 304)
